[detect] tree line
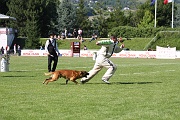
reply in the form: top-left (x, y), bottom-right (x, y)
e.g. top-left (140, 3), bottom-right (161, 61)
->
top-left (0, 0), bottom-right (179, 49)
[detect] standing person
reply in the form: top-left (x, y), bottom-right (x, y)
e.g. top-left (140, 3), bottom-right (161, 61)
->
top-left (73, 29), bottom-right (77, 38)
top-left (14, 44), bottom-right (16, 54)
top-left (64, 28), bottom-right (67, 38)
top-left (81, 36), bottom-right (122, 84)
top-left (77, 28), bottom-right (82, 40)
top-left (17, 45), bottom-right (21, 56)
top-left (83, 45), bottom-right (88, 50)
top-left (1, 46), bottom-right (4, 55)
top-left (45, 32), bottom-right (60, 72)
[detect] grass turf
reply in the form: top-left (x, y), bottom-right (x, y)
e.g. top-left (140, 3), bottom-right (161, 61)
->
top-left (0, 56), bottom-right (179, 120)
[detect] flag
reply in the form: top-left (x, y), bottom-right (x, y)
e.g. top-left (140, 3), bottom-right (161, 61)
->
top-left (150, 0), bottom-right (156, 5)
top-left (164, 0), bottom-right (173, 4)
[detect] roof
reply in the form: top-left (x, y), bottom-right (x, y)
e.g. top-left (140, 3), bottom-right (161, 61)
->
top-left (0, 14), bottom-right (16, 20)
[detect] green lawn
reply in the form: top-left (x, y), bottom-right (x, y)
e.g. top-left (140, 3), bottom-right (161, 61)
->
top-left (0, 56), bottom-right (179, 120)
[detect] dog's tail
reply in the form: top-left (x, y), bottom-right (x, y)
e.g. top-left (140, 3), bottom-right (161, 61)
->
top-left (44, 72), bottom-right (53, 76)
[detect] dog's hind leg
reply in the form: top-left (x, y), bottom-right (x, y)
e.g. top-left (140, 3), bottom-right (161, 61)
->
top-left (45, 78), bottom-right (58, 85)
top-left (43, 78), bottom-right (51, 84)
top-left (66, 80), bottom-right (69, 84)
top-left (43, 78), bottom-right (48, 84)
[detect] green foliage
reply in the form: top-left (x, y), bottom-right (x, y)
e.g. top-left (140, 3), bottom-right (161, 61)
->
top-left (39, 0), bottom-right (58, 37)
top-left (138, 10), bottom-right (155, 28)
top-left (24, 0), bottom-right (41, 49)
top-left (139, 0), bottom-right (178, 27)
top-left (148, 31), bottom-right (180, 50)
top-left (0, 57), bottom-right (180, 120)
top-left (174, 4), bottom-right (180, 27)
top-left (0, 0), bottom-right (9, 14)
top-left (2, 0), bottom-right (180, 49)
top-left (107, 5), bottom-right (126, 29)
top-left (76, 0), bottom-right (90, 30)
top-left (57, 0), bottom-right (77, 32)
top-left (109, 26), bottom-right (180, 38)
top-left (7, 0), bottom-right (27, 36)
top-left (38, 37), bottom-right (151, 51)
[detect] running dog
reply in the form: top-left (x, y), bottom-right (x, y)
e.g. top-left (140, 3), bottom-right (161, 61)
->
top-left (43, 70), bottom-right (89, 85)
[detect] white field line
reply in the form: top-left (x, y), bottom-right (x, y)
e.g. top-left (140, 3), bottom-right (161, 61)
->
top-left (119, 70), bottom-right (175, 76)
top-left (118, 62), bottom-right (178, 67)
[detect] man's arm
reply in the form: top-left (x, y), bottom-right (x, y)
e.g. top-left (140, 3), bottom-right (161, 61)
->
top-left (55, 41), bottom-right (60, 55)
top-left (45, 40), bottom-right (49, 52)
top-left (96, 40), bottom-right (114, 46)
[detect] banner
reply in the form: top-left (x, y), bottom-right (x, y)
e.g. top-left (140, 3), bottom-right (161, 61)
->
top-left (156, 46), bottom-right (176, 59)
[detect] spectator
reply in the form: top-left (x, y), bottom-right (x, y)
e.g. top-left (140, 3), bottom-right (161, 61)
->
top-left (14, 44), bottom-right (16, 54)
top-left (64, 28), bottom-right (67, 38)
top-left (119, 37), bottom-right (123, 42)
top-left (120, 42), bottom-right (125, 49)
top-left (83, 45), bottom-right (88, 50)
top-left (5, 46), bottom-right (10, 54)
top-left (61, 32), bottom-right (65, 39)
top-left (17, 45), bottom-right (21, 56)
top-left (73, 29), bottom-right (77, 38)
top-left (77, 28), bottom-right (82, 40)
top-left (89, 33), bottom-right (97, 42)
top-left (1, 46), bottom-right (4, 55)
top-left (40, 46), bottom-right (43, 50)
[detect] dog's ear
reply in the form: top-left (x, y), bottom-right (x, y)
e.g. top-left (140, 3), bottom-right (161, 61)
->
top-left (80, 71), bottom-right (89, 77)
top-left (80, 71), bottom-right (84, 75)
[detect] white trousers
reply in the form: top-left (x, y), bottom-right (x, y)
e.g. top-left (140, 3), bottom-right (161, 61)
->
top-left (81, 55), bottom-right (117, 82)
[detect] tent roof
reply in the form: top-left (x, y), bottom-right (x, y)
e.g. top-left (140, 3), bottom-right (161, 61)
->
top-left (0, 14), bottom-right (16, 20)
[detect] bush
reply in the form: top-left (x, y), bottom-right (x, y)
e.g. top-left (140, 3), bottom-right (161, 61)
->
top-left (109, 26), bottom-right (180, 38)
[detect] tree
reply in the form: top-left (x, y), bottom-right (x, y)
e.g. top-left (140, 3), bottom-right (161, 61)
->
top-left (76, 0), bottom-right (90, 30)
top-left (106, 2), bottom-right (126, 29)
top-left (57, 0), bottom-right (77, 33)
top-left (39, 0), bottom-right (58, 37)
top-left (7, 0), bottom-right (27, 36)
top-left (24, 0), bottom-right (41, 49)
top-left (136, 0), bottom-right (177, 27)
top-left (0, 0), bottom-right (9, 14)
top-left (138, 10), bottom-right (155, 28)
top-left (174, 4), bottom-right (180, 27)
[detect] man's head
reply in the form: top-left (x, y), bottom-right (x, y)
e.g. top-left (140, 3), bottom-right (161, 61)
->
top-left (49, 31), bottom-right (55, 38)
top-left (110, 36), bottom-right (118, 42)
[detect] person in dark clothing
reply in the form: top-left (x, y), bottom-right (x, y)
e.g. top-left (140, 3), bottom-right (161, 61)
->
top-left (1, 46), bottom-right (4, 55)
top-left (45, 32), bottom-right (60, 72)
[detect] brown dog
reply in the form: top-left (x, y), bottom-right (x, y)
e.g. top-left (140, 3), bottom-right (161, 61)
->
top-left (43, 69), bottom-right (89, 85)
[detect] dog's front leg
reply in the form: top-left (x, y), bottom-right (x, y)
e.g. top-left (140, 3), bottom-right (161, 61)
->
top-left (71, 80), bottom-right (78, 84)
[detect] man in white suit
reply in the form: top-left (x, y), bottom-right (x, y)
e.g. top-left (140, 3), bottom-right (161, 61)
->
top-left (81, 36), bottom-right (122, 84)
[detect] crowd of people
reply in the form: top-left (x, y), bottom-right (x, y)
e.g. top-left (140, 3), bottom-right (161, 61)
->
top-left (0, 44), bottom-right (21, 56)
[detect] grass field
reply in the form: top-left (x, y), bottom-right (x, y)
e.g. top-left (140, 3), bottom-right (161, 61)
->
top-left (0, 56), bottom-right (180, 120)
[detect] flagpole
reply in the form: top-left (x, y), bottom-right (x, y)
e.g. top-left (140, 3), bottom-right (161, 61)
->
top-left (154, 0), bottom-right (157, 28)
top-left (172, 0), bottom-right (174, 28)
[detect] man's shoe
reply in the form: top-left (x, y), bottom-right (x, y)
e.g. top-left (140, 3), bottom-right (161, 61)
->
top-left (102, 79), bottom-right (110, 84)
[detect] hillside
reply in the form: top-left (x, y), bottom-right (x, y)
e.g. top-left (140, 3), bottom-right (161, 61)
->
top-left (39, 37), bottom-right (152, 51)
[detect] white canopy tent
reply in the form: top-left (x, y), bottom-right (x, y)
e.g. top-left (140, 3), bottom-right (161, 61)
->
top-left (0, 14), bottom-right (16, 50)
top-left (0, 14), bottom-right (16, 21)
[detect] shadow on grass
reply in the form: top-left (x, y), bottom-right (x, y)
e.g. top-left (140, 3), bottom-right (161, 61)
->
top-left (79, 81), bottom-right (162, 85)
top-left (42, 81), bottom-right (162, 85)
